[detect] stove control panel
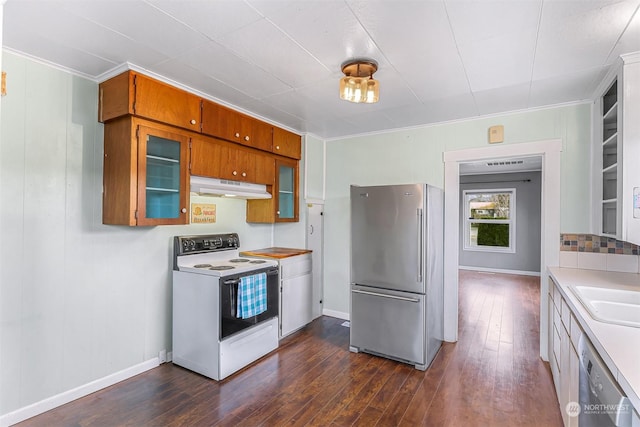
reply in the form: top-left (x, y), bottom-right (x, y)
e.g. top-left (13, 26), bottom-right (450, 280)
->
top-left (174, 233), bottom-right (240, 256)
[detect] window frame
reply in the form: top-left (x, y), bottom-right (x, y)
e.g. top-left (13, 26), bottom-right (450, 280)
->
top-left (463, 188), bottom-right (516, 253)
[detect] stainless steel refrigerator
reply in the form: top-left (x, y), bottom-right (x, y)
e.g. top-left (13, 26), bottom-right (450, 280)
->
top-left (349, 184), bottom-right (444, 370)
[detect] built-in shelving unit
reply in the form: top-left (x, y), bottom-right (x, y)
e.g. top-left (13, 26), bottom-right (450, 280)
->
top-left (600, 80), bottom-right (619, 236)
top-left (593, 53), bottom-right (640, 245)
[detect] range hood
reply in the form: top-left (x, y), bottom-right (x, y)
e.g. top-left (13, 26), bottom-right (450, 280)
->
top-left (190, 176), bottom-right (272, 199)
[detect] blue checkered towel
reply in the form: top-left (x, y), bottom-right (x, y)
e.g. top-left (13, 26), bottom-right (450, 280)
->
top-left (237, 273), bottom-right (267, 319)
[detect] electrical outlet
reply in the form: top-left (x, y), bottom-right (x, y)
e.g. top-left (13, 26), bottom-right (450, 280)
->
top-left (159, 349), bottom-right (167, 363)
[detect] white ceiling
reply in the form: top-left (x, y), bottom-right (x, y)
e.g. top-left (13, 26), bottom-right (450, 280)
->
top-left (3, 0), bottom-right (640, 139)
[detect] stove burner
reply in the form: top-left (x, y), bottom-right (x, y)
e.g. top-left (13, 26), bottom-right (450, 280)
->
top-left (249, 260), bottom-right (267, 264)
top-left (229, 258), bottom-right (250, 263)
top-left (209, 265), bottom-right (235, 271)
top-left (194, 264), bottom-right (213, 268)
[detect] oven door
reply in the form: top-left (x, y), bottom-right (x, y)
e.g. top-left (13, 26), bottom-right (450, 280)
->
top-left (220, 267), bottom-right (279, 340)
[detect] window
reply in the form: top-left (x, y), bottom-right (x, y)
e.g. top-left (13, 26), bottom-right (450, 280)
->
top-left (463, 189), bottom-right (516, 253)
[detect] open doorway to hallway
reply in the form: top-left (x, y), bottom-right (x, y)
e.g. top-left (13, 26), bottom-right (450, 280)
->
top-left (442, 139), bottom-right (562, 361)
top-left (458, 156), bottom-right (542, 276)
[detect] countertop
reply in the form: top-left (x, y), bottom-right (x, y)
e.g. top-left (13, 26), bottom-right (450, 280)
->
top-left (240, 247), bottom-right (312, 259)
top-left (548, 267), bottom-right (640, 410)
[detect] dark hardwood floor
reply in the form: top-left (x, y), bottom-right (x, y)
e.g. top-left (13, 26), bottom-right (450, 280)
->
top-left (16, 271), bottom-right (562, 426)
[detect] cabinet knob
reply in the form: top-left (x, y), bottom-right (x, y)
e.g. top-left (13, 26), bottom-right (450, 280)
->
top-left (190, 119), bottom-right (196, 125)
top-left (232, 170), bottom-right (238, 176)
top-left (244, 135), bottom-right (250, 141)
top-left (235, 132), bottom-right (240, 138)
top-left (242, 172), bottom-right (247, 177)
top-left (277, 211), bottom-right (280, 215)
top-left (181, 208), bottom-right (187, 213)
top-left (276, 145), bottom-right (280, 150)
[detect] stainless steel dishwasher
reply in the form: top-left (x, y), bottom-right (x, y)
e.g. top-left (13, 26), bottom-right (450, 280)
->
top-left (578, 334), bottom-right (633, 426)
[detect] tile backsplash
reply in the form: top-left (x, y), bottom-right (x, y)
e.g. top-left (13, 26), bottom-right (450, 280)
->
top-left (559, 233), bottom-right (640, 273)
top-left (560, 233), bottom-right (639, 255)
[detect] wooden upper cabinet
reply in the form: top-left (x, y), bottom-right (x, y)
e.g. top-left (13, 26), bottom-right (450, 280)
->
top-left (190, 137), bottom-right (225, 180)
top-left (99, 72), bottom-right (133, 122)
top-left (272, 127), bottom-right (301, 159)
top-left (191, 137), bottom-right (274, 186)
top-left (99, 71), bottom-right (201, 132)
top-left (103, 116), bottom-right (190, 226)
top-left (253, 152), bottom-right (276, 185)
top-left (246, 157), bottom-right (299, 223)
top-left (201, 100), bottom-right (273, 152)
top-left (99, 71), bottom-right (299, 160)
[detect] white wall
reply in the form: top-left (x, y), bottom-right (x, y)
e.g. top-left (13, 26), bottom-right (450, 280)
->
top-left (0, 52), bottom-right (307, 420)
top-left (304, 134), bottom-right (325, 202)
top-left (323, 104), bottom-right (592, 316)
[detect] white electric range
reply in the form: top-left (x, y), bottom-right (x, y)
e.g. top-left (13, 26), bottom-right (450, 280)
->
top-left (172, 233), bottom-right (279, 380)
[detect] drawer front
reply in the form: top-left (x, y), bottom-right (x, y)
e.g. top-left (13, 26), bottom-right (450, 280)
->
top-left (280, 254), bottom-right (312, 279)
top-left (561, 298), bottom-right (570, 331)
top-left (350, 285), bottom-right (425, 365)
top-left (219, 318), bottom-right (278, 379)
top-left (552, 281), bottom-right (561, 311)
top-left (552, 321), bottom-right (561, 367)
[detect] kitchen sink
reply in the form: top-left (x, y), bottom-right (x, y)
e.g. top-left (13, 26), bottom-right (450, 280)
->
top-left (569, 285), bottom-right (640, 328)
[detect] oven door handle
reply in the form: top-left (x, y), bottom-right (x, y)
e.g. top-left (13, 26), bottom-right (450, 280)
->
top-left (222, 269), bottom-right (278, 286)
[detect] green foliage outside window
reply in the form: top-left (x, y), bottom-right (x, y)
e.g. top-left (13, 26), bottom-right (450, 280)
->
top-left (476, 223), bottom-right (510, 247)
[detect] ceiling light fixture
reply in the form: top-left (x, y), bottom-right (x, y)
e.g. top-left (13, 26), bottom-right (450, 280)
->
top-left (339, 59), bottom-right (379, 104)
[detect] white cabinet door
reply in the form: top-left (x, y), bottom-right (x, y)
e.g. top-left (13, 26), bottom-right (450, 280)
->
top-left (306, 203), bottom-right (324, 319)
top-left (280, 273), bottom-right (313, 337)
top-left (560, 319), bottom-right (571, 426)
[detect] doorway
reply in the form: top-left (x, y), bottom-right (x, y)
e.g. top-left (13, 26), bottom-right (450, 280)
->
top-left (458, 156), bottom-right (542, 276)
top-left (443, 139), bottom-right (562, 361)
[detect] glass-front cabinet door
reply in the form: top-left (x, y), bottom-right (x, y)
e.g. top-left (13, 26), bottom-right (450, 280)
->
top-left (275, 158), bottom-right (298, 221)
top-left (136, 125), bottom-right (189, 225)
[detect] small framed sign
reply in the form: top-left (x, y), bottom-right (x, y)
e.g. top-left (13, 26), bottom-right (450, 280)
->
top-left (191, 203), bottom-right (217, 224)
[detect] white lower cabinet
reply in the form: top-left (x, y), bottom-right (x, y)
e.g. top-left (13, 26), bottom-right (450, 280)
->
top-left (280, 253), bottom-right (313, 337)
top-left (549, 278), bottom-right (581, 427)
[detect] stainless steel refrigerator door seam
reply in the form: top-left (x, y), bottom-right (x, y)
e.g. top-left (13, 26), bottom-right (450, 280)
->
top-left (352, 289), bottom-right (420, 303)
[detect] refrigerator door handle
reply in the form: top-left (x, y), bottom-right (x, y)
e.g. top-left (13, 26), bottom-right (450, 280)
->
top-left (352, 288), bottom-right (420, 303)
top-left (417, 208), bottom-right (423, 282)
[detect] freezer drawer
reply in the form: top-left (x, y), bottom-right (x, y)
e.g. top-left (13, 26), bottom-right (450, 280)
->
top-left (350, 285), bottom-right (425, 367)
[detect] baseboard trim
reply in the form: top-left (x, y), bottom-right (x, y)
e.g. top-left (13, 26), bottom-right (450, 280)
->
top-left (0, 358), bottom-right (160, 427)
top-left (459, 265), bottom-right (541, 277)
top-left (322, 308), bottom-right (350, 320)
